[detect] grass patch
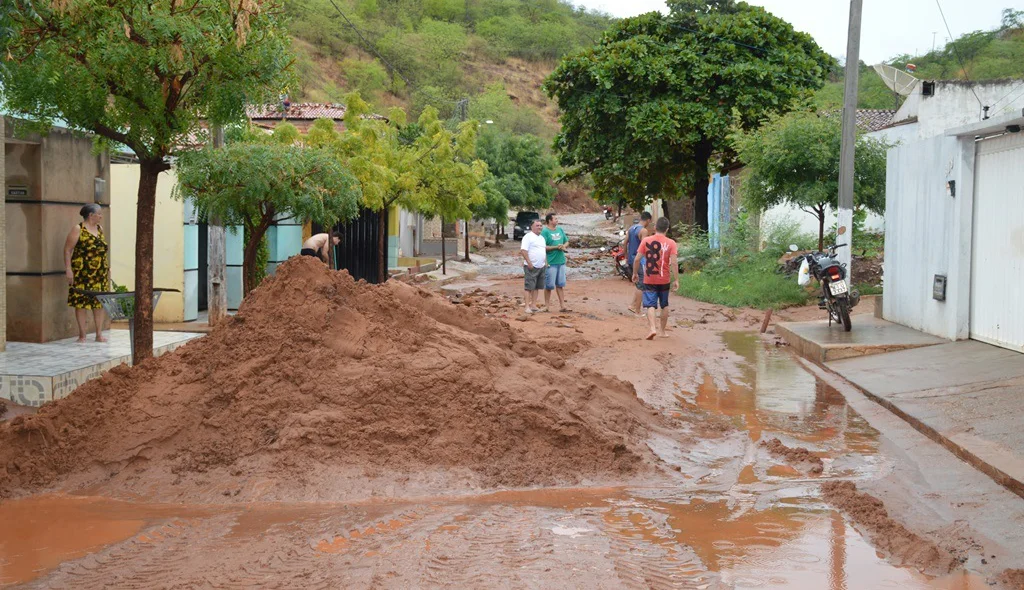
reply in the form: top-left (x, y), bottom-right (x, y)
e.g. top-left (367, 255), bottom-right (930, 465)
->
top-left (855, 283), bottom-right (883, 296)
top-left (678, 253), bottom-right (810, 310)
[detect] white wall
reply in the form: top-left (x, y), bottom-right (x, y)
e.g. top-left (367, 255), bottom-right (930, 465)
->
top-left (892, 80), bottom-right (1024, 141)
top-left (760, 204), bottom-right (884, 240)
top-left (882, 134), bottom-right (975, 340)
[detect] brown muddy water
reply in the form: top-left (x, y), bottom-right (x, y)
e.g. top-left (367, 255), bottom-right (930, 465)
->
top-left (0, 333), bottom-right (988, 588)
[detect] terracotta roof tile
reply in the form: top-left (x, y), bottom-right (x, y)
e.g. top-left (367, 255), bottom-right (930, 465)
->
top-left (246, 103), bottom-right (348, 120)
top-left (856, 109), bottom-right (897, 133)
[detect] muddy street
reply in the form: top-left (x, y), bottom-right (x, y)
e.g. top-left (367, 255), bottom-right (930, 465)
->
top-left (1, 223), bottom-right (1023, 589)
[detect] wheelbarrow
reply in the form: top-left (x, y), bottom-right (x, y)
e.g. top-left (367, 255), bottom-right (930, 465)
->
top-left (73, 287), bottom-right (181, 364)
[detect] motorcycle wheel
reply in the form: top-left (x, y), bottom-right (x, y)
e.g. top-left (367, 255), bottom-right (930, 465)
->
top-left (836, 299), bottom-right (852, 332)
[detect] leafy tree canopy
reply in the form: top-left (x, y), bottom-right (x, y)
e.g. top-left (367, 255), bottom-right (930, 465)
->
top-left (731, 109), bottom-right (889, 250)
top-left (0, 0), bottom-right (292, 363)
top-left (544, 0), bottom-right (833, 229)
top-left (475, 130), bottom-right (555, 210)
top-left (0, 0), bottom-right (292, 160)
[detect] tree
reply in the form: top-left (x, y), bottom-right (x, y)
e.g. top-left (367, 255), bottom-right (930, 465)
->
top-left (174, 129), bottom-right (361, 295)
top-left (472, 176), bottom-right (510, 242)
top-left (307, 96), bottom-right (424, 283)
top-left (415, 110), bottom-right (487, 271)
top-left (544, 0), bottom-right (833, 231)
top-left (0, 0), bottom-right (290, 363)
top-left (732, 110), bottom-right (889, 251)
top-left (475, 130), bottom-right (555, 210)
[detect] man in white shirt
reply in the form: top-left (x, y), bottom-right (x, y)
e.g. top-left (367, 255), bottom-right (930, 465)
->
top-left (520, 219), bottom-right (547, 313)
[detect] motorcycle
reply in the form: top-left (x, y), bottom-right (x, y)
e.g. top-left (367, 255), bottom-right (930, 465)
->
top-left (603, 206), bottom-right (614, 220)
top-left (789, 232), bottom-right (860, 332)
top-left (601, 230), bottom-right (633, 281)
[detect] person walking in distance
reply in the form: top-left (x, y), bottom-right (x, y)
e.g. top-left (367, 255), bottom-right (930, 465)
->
top-left (520, 219), bottom-right (547, 313)
top-left (632, 217), bottom-right (679, 340)
top-left (625, 212), bottom-right (652, 314)
top-left (541, 213), bottom-right (570, 312)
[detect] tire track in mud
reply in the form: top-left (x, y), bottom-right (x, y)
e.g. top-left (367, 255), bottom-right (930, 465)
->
top-left (599, 504), bottom-right (718, 590)
top-left (33, 516), bottom-right (236, 590)
top-left (419, 506), bottom-right (568, 587)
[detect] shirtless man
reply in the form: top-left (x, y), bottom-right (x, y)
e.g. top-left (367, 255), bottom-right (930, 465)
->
top-left (300, 233), bottom-right (340, 263)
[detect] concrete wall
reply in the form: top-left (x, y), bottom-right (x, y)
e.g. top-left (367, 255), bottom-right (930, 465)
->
top-left (881, 134), bottom-right (975, 341)
top-left (893, 80), bottom-right (1024, 141)
top-left (109, 164), bottom-right (184, 323)
top-left (4, 120), bottom-right (111, 342)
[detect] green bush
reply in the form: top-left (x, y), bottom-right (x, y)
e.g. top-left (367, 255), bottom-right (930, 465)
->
top-left (342, 59), bottom-right (389, 97)
top-left (760, 216), bottom-right (817, 256)
top-left (678, 253), bottom-right (810, 310)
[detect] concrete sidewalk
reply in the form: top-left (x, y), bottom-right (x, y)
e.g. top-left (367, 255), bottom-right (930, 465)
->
top-left (828, 341), bottom-right (1024, 498)
top-left (780, 318), bottom-right (1024, 499)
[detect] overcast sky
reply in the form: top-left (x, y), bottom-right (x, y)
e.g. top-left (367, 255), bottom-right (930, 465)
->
top-left (576, 0), bottom-right (1014, 64)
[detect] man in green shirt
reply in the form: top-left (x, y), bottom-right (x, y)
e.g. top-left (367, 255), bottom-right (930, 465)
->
top-left (541, 212), bottom-right (570, 311)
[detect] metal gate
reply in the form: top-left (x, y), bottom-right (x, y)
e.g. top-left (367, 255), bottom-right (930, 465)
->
top-left (969, 132), bottom-right (1024, 352)
top-left (315, 207), bottom-right (387, 284)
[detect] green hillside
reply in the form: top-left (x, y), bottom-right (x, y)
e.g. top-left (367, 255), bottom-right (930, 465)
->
top-left (282, 0), bottom-right (613, 138)
top-left (815, 8), bottom-right (1024, 110)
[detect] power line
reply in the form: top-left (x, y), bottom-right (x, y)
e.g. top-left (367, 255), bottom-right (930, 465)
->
top-left (988, 80), bottom-right (1024, 111)
top-left (324, 0), bottom-right (411, 87)
top-left (934, 0), bottom-right (984, 109)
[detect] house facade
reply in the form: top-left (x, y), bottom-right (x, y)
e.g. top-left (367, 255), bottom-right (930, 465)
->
top-left (882, 111), bottom-right (1024, 352)
top-left (3, 117), bottom-right (112, 344)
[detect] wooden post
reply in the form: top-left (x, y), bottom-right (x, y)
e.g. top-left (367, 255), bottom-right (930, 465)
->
top-left (760, 308), bottom-right (773, 334)
top-left (207, 126), bottom-right (228, 326)
top-left (441, 217), bottom-right (447, 275)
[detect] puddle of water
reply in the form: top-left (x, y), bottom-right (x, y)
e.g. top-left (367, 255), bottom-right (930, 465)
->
top-left (0, 494), bottom-right (210, 586)
top-left (695, 332), bottom-right (881, 456)
top-left (0, 488), bottom-right (980, 589)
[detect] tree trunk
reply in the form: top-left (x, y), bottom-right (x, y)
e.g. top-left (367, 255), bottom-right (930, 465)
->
top-left (464, 219), bottom-right (471, 262)
top-left (242, 213), bottom-right (274, 297)
top-left (817, 204), bottom-right (826, 252)
top-left (692, 140), bottom-right (714, 232)
top-left (132, 158), bottom-right (168, 365)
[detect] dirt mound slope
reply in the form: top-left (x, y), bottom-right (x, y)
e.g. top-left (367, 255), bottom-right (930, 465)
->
top-left (0, 257), bottom-right (664, 501)
top-left (822, 481), bottom-right (958, 575)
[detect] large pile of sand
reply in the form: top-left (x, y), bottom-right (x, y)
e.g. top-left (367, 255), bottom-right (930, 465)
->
top-left (0, 258), bottom-right (663, 501)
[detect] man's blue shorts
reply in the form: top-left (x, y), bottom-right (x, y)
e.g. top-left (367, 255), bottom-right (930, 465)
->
top-left (642, 283), bottom-right (670, 309)
top-left (545, 264), bottom-right (566, 290)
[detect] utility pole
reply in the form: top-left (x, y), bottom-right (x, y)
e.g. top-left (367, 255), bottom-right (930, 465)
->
top-left (837, 0), bottom-right (862, 283)
top-left (207, 126), bottom-right (228, 326)
top-left (932, 32), bottom-right (937, 52)
top-left (458, 98), bottom-right (472, 263)
top-left (0, 116), bottom-right (6, 351)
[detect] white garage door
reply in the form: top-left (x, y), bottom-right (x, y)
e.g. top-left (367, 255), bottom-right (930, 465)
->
top-left (970, 132), bottom-right (1024, 352)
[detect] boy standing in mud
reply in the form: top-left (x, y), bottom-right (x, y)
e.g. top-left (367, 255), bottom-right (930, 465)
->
top-left (632, 217), bottom-right (679, 340)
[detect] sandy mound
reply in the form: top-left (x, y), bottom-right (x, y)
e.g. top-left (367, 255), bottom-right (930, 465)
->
top-left (822, 481), bottom-right (957, 575)
top-left (760, 438), bottom-right (823, 474)
top-left (0, 257), bottom-right (663, 501)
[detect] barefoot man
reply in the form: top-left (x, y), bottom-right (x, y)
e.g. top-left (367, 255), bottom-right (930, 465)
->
top-left (632, 217), bottom-right (679, 340)
top-left (520, 219), bottom-right (547, 313)
top-left (300, 233), bottom-right (340, 263)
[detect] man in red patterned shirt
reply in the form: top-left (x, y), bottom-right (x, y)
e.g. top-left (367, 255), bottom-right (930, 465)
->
top-left (632, 217), bottom-right (679, 340)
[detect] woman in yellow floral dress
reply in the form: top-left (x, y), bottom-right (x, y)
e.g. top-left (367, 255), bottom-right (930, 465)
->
top-left (64, 204), bottom-right (109, 343)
